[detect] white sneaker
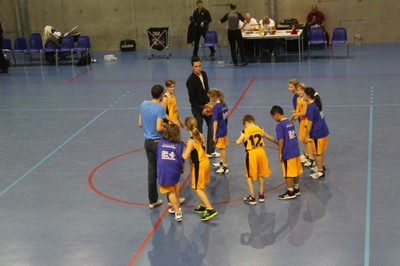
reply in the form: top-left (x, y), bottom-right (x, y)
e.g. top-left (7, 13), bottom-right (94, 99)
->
top-left (311, 165), bottom-right (318, 172)
top-left (168, 207), bottom-right (181, 214)
top-left (168, 197), bottom-right (186, 206)
top-left (300, 154), bottom-right (307, 163)
top-left (149, 199), bottom-right (163, 209)
top-left (215, 166), bottom-right (229, 174)
top-left (175, 211), bottom-right (183, 222)
top-left (212, 161), bottom-right (222, 168)
top-left (303, 160), bottom-right (312, 167)
top-left (310, 171), bottom-right (325, 179)
top-left (207, 152), bottom-right (221, 158)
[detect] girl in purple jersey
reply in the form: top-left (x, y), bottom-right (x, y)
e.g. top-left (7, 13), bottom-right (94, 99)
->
top-left (207, 88), bottom-right (230, 174)
top-left (303, 87), bottom-right (329, 179)
top-left (157, 124), bottom-right (185, 221)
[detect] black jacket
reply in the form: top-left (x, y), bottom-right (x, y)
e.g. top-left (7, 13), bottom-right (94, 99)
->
top-left (186, 71), bottom-right (210, 112)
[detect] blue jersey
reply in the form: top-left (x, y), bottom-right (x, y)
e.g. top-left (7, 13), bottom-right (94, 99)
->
top-left (157, 139), bottom-right (184, 185)
top-left (140, 101), bottom-right (166, 140)
top-left (276, 118), bottom-right (301, 160)
top-left (306, 102), bottom-right (329, 139)
top-left (212, 102), bottom-right (228, 138)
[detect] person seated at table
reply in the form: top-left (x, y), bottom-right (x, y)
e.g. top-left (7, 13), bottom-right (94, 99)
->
top-left (306, 4), bottom-right (329, 45)
top-left (259, 16), bottom-right (277, 55)
top-left (239, 13), bottom-right (258, 31)
top-left (239, 13), bottom-right (258, 57)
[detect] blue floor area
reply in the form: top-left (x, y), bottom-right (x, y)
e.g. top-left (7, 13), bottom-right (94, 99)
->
top-left (1, 43), bottom-right (400, 266)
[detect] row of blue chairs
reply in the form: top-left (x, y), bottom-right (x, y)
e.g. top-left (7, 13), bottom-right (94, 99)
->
top-left (2, 33), bottom-right (92, 65)
top-left (308, 27), bottom-right (349, 57)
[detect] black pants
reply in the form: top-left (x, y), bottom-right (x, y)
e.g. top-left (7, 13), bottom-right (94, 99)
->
top-left (193, 30), bottom-right (215, 56)
top-left (228, 29), bottom-right (246, 64)
top-left (0, 36), bottom-right (10, 72)
top-left (192, 107), bottom-right (215, 154)
top-left (144, 139), bottom-right (160, 204)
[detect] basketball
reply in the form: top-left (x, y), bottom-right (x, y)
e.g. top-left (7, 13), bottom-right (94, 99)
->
top-left (203, 103), bottom-right (214, 115)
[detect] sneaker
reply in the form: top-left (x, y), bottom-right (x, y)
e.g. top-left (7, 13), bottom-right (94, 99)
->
top-left (311, 160), bottom-right (316, 167)
top-left (303, 159), bottom-right (312, 167)
top-left (168, 207), bottom-right (181, 214)
top-left (207, 152), bottom-right (221, 158)
top-left (201, 209), bottom-right (218, 221)
top-left (212, 161), bottom-right (222, 168)
top-left (258, 193), bottom-right (265, 203)
top-left (168, 197), bottom-right (186, 206)
top-left (215, 166), bottom-right (229, 174)
top-left (243, 195), bottom-right (257, 205)
top-left (193, 204), bottom-right (207, 214)
top-left (149, 199), bottom-right (163, 209)
top-left (278, 190), bottom-right (297, 200)
top-left (312, 165), bottom-right (326, 173)
top-left (300, 154), bottom-right (307, 163)
top-left (310, 171), bottom-right (325, 179)
top-left (175, 211), bottom-right (183, 222)
top-left (294, 188), bottom-right (301, 196)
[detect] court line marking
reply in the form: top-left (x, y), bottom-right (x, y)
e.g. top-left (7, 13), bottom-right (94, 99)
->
top-left (128, 77), bottom-right (257, 265)
top-left (364, 87), bottom-right (374, 266)
top-left (0, 109), bottom-right (109, 199)
top-left (69, 66), bottom-right (94, 82)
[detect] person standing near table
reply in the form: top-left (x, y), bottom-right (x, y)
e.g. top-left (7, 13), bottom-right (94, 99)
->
top-left (138, 84), bottom-right (166, 209)
top-left (191, 0), bottom-right (216, 57)
top-left (0, 21), bottom-right (11, 73)
top-left (219, 3), bottom-right (247, 66)
top-left (186, 56), bottom-right (219, 157)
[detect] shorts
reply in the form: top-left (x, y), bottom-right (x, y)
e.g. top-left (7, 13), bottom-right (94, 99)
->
top-left (244, 148), bottom-right (271, 180)
top-left (191, 159), bottom-right (210, 190)
top-left (160, 183), bottom-right (179, 194)
top-left (215, 135), bottom-right (229, 149)
top-left (281, 156), bottom-right (303, 178)
top-left (311, 136), bottom-right (329, 155)
top-left (298, 119), bottom-right (308, 142)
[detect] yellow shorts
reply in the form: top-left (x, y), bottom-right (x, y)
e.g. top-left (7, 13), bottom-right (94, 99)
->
top-left (298, 119), bottom-right (308, 142)
top-left (191, 159), bottom-right (210, 190)
top-left (244, 148), bottom-right (271, 180)
top-left (160, 183), bottom-right (179, 194)
top-left (215, 135), bottom-right (229, 149)
top-left (311, 136), bottom-right (329, 155)
top-left (281, 156), bottom-right (303, 178)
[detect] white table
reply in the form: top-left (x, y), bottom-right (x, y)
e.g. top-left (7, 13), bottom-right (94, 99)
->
top-left (242, 29), bottom-right (304, 61)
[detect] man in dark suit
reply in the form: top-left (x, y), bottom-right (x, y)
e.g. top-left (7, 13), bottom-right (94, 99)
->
top-left (191, 0), bottom-right (216, 57)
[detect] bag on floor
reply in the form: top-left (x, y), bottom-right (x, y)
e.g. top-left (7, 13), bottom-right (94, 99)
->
top-left (77, 51), bottom-right (91, 66)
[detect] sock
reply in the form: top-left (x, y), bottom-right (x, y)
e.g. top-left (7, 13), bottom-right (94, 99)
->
top-left (288, 187), bottom-right (294, 192)
top-left (294, 184), bottom-right (299, 189)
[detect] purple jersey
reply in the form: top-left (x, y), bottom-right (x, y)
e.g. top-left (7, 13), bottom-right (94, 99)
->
top-left (306, 102), bottom-right (329, 139)
top-left (212, 102), bottom-right (228, 138)
top-left (292, 93), bottom-right (299, 110)
top-left (276, 118), bottom-right (301, 160)
top-left (157, 139), bottom-right (184, 185)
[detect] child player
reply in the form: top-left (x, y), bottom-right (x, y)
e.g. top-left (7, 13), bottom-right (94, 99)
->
top-left (157, 124), bottom-right (185, 222)
top-left (235, 114), bottom-right (277, 205)
top-left (161, 79), bottom-right (184, 128)
top-left (207, 88), bottom-right (229, 174)
top-left (182, 117), bottom-right (218, 221)
top-left (270, 105), bottom-right (303, 199)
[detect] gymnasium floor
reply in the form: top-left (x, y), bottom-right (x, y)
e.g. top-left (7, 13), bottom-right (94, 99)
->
top-left (1, 43), bottom-right (400, 266)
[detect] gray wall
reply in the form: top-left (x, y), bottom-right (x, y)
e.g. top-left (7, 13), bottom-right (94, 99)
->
top-left (1, 0), bottom-right (399, 51)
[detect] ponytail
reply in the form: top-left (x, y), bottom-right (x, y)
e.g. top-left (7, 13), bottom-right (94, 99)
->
top-left (304, 87), bottom-right (323, 111)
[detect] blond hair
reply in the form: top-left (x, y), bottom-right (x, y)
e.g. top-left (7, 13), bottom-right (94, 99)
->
top-left (165, 79), bottom-right (176, 88)
top-left (184, 117), bottom-right (204, 144)
top-left (288, 79), bottom-right (300, 88)
top-left (207, 88), bottom-right (224, 103)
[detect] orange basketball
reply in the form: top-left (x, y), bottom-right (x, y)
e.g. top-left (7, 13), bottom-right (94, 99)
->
top-left (203, 103), bottom-right (214, 115)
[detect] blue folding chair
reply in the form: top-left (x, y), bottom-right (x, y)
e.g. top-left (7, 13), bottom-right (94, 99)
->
top-left (28, 36), bottom-right (44, 64)
top-left (308, 27), bottom-right (327, 57)
top-left (2, 38), bottom-right (16, 64)
top-left (331, 27), bottom-right (349, 57)
top-left (74, 36), bottom-right (92, 58)
top-left (201, 31), bottom-right (221, 58)
top-left (43, 41), bottom-right (59, 65)
top-left (58, 36), bottom-right (75, 64)
top-left (13, 37), bottom-right (29, 64)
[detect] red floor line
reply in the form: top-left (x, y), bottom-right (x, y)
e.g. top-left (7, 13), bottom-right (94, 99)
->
top-left (69, 66), bottom-right (93, 82)
top-left (128, 77), bottom-right (256, 265)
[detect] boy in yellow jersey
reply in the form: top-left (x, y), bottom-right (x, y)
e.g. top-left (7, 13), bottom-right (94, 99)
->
top-left (235, 114), bottom-right (278, 205)
top-left (161, 79), bottom-right (184, 128)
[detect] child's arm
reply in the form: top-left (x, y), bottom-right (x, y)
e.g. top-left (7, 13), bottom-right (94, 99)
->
top-left (277, 138), bottom-right (284, 162)
top-left (213, 120), bottom-right (218, 143)
top-left (306, 120), bottom-right (313, 138)
top-left (182, 139), bottom-right (194, 160)
top-left (235, 132), bottom-right (245, 144)
top-left (264, 131), bottom-right (278, 145)
top-left (138, 114), bottom-right (142, 128)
